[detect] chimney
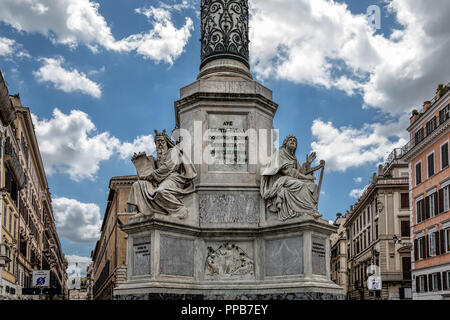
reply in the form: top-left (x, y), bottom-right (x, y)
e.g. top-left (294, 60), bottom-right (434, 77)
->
top-left (378, 164), bottom-right (383, 176)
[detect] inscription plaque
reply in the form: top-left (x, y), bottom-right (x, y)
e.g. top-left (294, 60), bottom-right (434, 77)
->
top-left (265, 236), bottom-right (303, 276)
top-left (133, 237), bottom-right (151, 276)
top-left (312, 236), bottom-right (326, 275)
top-left (160, 235), bottom-right (194, 277)
top-left (207, 114), bottom-right (248, 172)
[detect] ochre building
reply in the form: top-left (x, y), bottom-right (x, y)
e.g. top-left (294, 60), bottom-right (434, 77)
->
top-left (91, 175), bottom-right (136, 300)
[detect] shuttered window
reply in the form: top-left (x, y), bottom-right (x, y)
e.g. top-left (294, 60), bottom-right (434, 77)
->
top-left (416, 199), bottom-right (425, 223)
top-left (442, 142), bottom-right (449, 168)
top-left (427, 153), bottom-right (435, 178)
top-left (428, 232), bottom-right (438, 257)
top-left (415, 162), bottom-right (422, 185)
top-left (439, 185), bottom-right (449, 213)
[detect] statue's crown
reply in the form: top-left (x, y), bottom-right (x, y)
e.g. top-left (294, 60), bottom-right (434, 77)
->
top-left (283, 135), bottom-right (297, 144)
top-left (154, 129), bottom-right (167, 140)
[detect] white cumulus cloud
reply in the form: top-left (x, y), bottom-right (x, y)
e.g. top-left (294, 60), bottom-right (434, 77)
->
top-left (116, 6), bottom-right (193, 64)
top-left (0, 37), bottom-right (16, 56)
top-left (33, 57), bottom-right (102, 98)
top-left (118, 134), bottom-right (156, 160)
top-left (53, 197), bottom-right (102, 243)
top-left (31, 109), bottom-right (119, 181)
top-left (0, 0), bottom-right (194, 64)
top-left (353, 177), bottom-right (363, 183)
top-left (311, 116), bottom-right (409, 172)
top-left (250, 0), bottom-right (450, 115)
top-left (349, 185), bottom-right (369, 199)
top-left (32, 109), bottom-right (155, 181)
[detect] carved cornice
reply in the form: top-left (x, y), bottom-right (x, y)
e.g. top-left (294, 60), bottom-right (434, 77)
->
top-left (200, 0), bottom-right (249, 69)
top-left (402, 118), bottom-right (450, 161)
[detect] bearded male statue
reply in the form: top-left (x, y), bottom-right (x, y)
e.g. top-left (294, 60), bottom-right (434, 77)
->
top-left (128, 129), bottom-right (197, 220)
top-left (260, 135), bottom-right (325, 221)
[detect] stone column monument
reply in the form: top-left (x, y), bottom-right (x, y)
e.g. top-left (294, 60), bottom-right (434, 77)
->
top-left (114, 0), bottom-right (344, 300)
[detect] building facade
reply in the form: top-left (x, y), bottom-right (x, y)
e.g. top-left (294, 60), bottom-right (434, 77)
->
top-left (345, 156), bottom-right (412, 300)
top-left (0, 70), bottom-right (17, 299)
top-left (330, 213), bottom-right (348, 295)
top-left (91, 175), bottom-right (136, 300)
top-left (402, 83), bottom-right (450, 300)
top-left (0, 77), bottom-right (67, 299)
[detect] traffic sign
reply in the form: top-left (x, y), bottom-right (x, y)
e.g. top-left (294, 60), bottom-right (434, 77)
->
top-left (32, 270), bottom-right (51, 288)
top-left (367, 275), bottom-right (382, 290)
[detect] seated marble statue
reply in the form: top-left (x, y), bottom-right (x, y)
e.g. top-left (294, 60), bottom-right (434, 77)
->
top-left (260, 135), bottom-right (324, 221)
top-left (128, 130), bottom-right (197, 219)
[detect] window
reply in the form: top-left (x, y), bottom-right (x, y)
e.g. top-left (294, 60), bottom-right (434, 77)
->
top-left (416, 162), bottom-right (422, 185)
top-left (8, 210), bottom-right (11, 233)
top-left (3, 204), bottom-right (6, 226)
top-left (440, 104), bottom-right (450, 124)
top-left (426, 192), bottom-right (437, 218)
top-left (427, 152), bottom-right (435, 177)
top-left (401, 220), bottom-right (410, 237)
top-left (368, 226), bottom-right (371, 244)
top-left (415, 128), bottom-right (424, 145)
top-left (442, 142), bottom-right (449, 169)
top-left (402, 257), bottom-right (411, 280)
top-left (439, 185), bottom-right (450, 213)
top-left (446, 228), bottom-right (450, 253)
top-left (415, 236), bottom-right (426, 260)
top-left (430, 273), bottom-right (441, 291)
top-left (401, 193), bottom-right (409, 209)
top-left (426, 116), bottom-right (436, 135)
top-left (375, 220), bottom-right (379, 240)
top-left (416, 198), bottom-right (425, 223)
top-left (428, 232), bottom-right (437, 257)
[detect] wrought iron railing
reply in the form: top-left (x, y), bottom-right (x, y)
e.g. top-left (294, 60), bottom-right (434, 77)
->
top-left (402, 111), bottom-right (449, 156)
top-left (4, 136), bottom-right (27, 189)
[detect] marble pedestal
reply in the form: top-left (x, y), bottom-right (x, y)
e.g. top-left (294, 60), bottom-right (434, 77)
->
top-left (113, 191), bottom-right (344, 300)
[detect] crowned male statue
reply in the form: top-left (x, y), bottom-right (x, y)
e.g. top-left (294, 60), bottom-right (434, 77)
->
top-left (127, 129), bottom-right (197, 220)
top-left (261, 135), bottom-right (325, 221)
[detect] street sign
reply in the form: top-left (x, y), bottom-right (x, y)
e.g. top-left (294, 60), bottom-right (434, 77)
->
top-left (32, 270), bottom-right (51, 288)
top-left (367, 275), bottom-right (382, 290)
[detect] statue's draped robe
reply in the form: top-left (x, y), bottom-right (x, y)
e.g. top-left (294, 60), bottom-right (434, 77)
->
top-left (260, 147), bottom-right (318, 220)
top-left (128, 146), bottom-right (197, 216)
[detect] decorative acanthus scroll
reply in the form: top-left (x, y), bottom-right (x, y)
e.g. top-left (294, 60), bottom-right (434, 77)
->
top-left (200, 0), bottom-right (249, 67)
top-left (205, 242), bottom-right (254, 276)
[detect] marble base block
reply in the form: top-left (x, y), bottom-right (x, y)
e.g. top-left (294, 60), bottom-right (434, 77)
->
top-left (113, 201), bottom-right (344, 300)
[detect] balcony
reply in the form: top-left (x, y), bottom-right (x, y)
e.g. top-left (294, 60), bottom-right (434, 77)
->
top-left (0, 72), bottom-right (16, 127)
top-left (402, 113), bottom-right (449, 157)
top-left (0, 243), bottom-right (11, 267)
top-left (383, 148), bottom-right (405, 171)
top-left (4, 136), bottom-right (27, 189)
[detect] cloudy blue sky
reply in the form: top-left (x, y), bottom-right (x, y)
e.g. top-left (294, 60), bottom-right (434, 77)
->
top-left (0, 0), bottom-right (449, 270)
